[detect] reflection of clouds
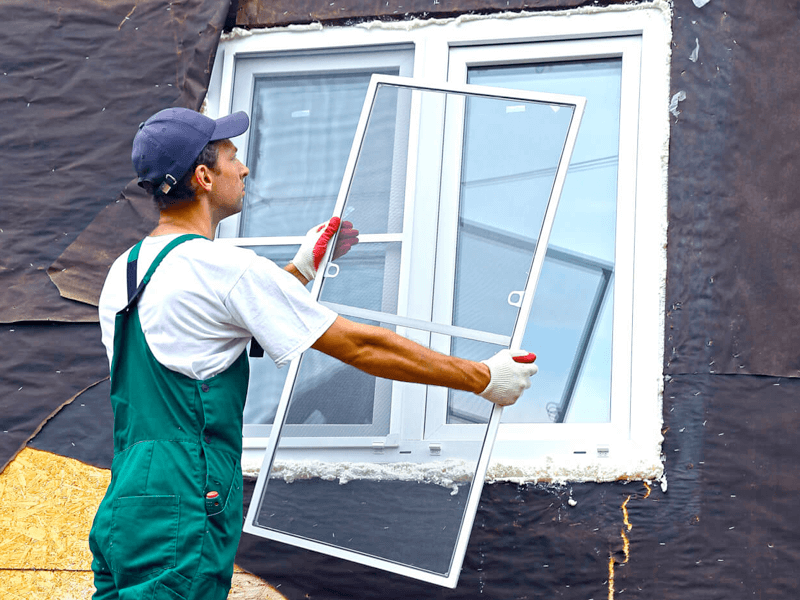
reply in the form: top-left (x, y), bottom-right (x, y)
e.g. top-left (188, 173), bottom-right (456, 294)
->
top-left (549, 165), bottom-right (618, 262)
top-left (470, 59), bottom-right (623, 163)
top-left (505, 258), bottom-right (613, 423)
top-left (527, 257), bottom-right (606, 327)
top-left (505, 279), bottom-right (613, 424)
top-left (470, 58), bottom-right (622, 269)
top-left (244, 72), bottom-right (378, 237)
top-left (463, 97), bottom-right (574, 183)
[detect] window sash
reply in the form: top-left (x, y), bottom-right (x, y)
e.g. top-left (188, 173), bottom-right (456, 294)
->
top-left (221, 48), bottom-right (414, 438)
top-left (444, 36), bottom-right (642, 452)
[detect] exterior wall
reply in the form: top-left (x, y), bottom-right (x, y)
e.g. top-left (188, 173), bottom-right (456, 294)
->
top-left (227, 1), bottom-right (800, 598)
top-left (3, 0), bottom-right (800, 598)
top-left (234, 0), bottom-right (632, 27)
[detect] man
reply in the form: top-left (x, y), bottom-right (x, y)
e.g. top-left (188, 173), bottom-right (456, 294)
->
top-left (89, 107), bottom-right (538, 600)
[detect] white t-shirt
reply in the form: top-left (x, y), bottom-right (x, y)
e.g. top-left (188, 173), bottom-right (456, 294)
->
top-left (98, 235), bottom-right (337, 380)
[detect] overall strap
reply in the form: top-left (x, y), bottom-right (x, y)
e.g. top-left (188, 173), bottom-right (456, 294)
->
top-left (126, 240), bottom-right (144, 304)
top-left (125, 234), bottom-right (205, 310)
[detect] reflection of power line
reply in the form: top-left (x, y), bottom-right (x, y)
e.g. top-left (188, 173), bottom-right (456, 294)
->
top-left (244, 192), bottom-right (338, 206)
top-left (461, 155), bottom-right (618, 189)
top-left (458, 218), bottom-right (614, 273)
top-left (456, 218), bottom-right (614, 424)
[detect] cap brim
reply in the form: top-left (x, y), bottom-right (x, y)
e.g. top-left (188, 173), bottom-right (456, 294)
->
top-left (210, 111), bottom-right (249, 141)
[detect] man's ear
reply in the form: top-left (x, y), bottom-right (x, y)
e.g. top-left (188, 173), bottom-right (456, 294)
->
top-left (194, 164), bottom-right (214, 192)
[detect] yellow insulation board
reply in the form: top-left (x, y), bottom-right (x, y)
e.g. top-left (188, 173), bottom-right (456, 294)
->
top-left (0, 447), bottom-right (110, 571)
top-left (0, 447), bottom-right (286, 599)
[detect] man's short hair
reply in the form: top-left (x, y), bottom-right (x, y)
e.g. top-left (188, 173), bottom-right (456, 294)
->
top-left (141, 140), bottom-right (223, 209)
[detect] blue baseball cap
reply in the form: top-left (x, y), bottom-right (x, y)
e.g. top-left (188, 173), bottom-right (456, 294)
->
top-left (132, 107), bottom-right (250, 195)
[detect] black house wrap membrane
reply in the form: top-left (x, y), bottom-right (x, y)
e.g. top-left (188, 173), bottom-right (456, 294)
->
top-left (3, 0), bottom-right (800, 598)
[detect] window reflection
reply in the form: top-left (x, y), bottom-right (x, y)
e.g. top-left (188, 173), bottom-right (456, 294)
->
top-left (241, 70), bottom-right (398, 237)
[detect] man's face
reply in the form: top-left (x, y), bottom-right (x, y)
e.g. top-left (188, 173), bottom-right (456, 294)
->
top-left (210, 139), bottom-right (249, 219)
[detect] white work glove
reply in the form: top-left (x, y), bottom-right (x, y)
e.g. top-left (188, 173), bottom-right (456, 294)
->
top-left (478, 349), bottom-right (538, 406)
top-left (291, 217), bottom-right (359, 281)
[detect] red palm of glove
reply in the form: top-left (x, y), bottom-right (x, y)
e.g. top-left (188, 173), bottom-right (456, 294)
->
top-left (512, 352), bottom-right (537, 364)
top-left (332, 220), bottom-right (359, 261)
top-left (311, 217), bottom-right (360, 271)
top-left (292, 217), bottom-right (360, 282)
top-left (310, 218), bottom-right (339, 272)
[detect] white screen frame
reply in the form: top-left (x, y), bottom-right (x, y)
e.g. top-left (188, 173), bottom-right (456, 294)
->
top-left (243, 75), bottom-right (585, 588)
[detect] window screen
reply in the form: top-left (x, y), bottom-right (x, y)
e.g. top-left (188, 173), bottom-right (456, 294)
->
top-left (244, 76), bottom-right (585, 587)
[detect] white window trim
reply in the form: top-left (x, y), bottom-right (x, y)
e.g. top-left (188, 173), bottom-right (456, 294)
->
top-left (206, 4), bottom-right (672, 483)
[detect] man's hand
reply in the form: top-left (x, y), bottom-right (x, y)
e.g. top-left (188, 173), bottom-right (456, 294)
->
top-left (332, 219), bottom-right (358, 260)
top-left (478, 349), bottom-right (538, 406)
top-left (291, 217), bottom-right (359, 282)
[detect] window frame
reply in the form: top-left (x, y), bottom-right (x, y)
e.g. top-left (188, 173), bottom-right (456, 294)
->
top-left (430, 37), bottom-right (641, 449)
top-left (207, 5), bottom-right (671, 482)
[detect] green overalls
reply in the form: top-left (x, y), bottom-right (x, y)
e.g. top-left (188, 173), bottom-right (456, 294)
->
top-left (89, 235), bottom-right (249, 600)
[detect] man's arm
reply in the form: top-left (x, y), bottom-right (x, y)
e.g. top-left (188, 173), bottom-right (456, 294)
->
top-left (284, 262), bottom-right (309, 286)
top-left (282, 220), bottom-right (535, 404)
top-left (311, 316), bottom-right (491, 394)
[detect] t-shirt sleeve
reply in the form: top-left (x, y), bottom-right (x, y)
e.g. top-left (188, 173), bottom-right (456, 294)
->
top-left (224, 255), bottom-right (337, 367)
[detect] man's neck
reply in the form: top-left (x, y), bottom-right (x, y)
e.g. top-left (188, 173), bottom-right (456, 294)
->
top-left (151, 196), bottom-right (217, 240)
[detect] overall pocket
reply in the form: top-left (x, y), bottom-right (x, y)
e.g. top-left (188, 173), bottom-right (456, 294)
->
top-left (203, 450), bottom-right (240, 516)
top-left (108, 495), bottom-right (180, 575)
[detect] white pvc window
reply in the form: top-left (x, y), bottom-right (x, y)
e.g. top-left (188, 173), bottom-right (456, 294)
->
top-left (244, 76), bottom-right (585, 588)
top-left (208, 4), bottom-right (670, 490)
top-left (207, 5), bottom-right (671, 588)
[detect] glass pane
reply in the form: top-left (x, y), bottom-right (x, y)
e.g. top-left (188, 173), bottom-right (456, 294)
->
top-left (283, 317), bottom-right (391, 435)
top-left (501, 253), bottom-right (612, 423)
top-left (467, 58), bottom-right (621, 424)
top-left (319, 242), bottom-right (401, 314)
top-left (450, 95), bottom-right (573, 336)
top-left (565, 282), bottom-right (613, 423)
top-left (240, 69), bottom-right (398, 237)
top-left (243, 245), bottom-right (299, 426)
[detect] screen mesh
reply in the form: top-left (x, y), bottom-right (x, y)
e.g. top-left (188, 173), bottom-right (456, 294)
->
top-left (247, 79), bottom-right (581, 583)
